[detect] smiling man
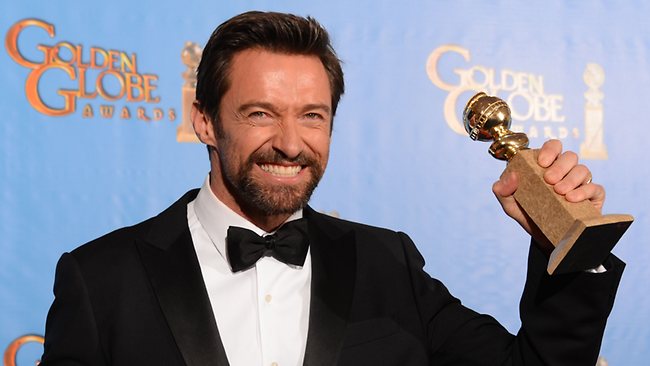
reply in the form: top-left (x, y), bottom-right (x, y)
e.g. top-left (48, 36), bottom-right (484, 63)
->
top-left (40, 11), bottom-right (624, 366)
top-left (194, 48), bottom-right (333, 231)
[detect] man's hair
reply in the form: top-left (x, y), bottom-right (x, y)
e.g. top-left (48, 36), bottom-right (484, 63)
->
top-left (195, 11), bottom-right (345, 131)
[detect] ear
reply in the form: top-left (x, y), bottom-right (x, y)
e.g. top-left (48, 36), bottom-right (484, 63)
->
top-left (191, 101), bottom-right (218, 147)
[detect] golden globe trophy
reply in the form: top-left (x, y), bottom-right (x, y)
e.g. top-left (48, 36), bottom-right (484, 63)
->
top-left (463, 92), bottom-right (633, 274)
top-left (177, 41), bottom-right (202, 143)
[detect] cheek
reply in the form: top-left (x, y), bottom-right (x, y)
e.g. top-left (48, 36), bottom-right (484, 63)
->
top-left (215, 137), bottom-right (246, 173)
top-left (239, 129), bottom-right (274, 151)
top-left (310, 133), bottom-right (331, 161)
top-left (220, 131), bottom-right (266, 158)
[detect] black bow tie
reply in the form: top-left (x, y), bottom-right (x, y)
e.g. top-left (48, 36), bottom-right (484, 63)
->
top-left (226, 219), bottom-right (309, 273)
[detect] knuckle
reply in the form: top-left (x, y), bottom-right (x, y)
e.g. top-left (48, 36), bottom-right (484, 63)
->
top-left (562, 150), bottom-right (578, 162)
top-left (547, 139), bottom-right (562, 149)
top-left (576, 164), bottom-right (589, 174)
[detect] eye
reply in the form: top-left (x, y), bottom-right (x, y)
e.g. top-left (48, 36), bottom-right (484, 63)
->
top-left (304, 112), bottom-right (324, 120)
top-left (245, 110), bottom-right (275, 126)
top-left (249, 111), bottom-right (268, 118)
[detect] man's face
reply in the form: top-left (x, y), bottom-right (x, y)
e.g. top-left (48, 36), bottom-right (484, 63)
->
top-left (208, 48), bottom-right (332, 220)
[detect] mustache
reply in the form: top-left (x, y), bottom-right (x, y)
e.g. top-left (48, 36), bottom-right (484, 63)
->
top-left (249, 150), bottom-right (318, 166)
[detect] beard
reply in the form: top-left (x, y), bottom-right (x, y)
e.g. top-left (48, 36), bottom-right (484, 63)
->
top-left (220, 148), bottom-right (325, 216)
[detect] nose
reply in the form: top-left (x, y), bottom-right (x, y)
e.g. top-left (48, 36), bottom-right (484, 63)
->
top-left (271, 119), bottom-right (304, 159)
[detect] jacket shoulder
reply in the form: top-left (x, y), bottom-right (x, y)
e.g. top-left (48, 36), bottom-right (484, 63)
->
top-left (306, 207), bottom-right (417, 263)
top-left (69, 189), bottom-right (199, 264)
top-left (307, 207), bottom-right (401, 237)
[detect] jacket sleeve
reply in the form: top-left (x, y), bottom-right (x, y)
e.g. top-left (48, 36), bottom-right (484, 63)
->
top-left (398, 232), bottom-right (624, 366)
top-left (40, 253), bottom-right (107, 366)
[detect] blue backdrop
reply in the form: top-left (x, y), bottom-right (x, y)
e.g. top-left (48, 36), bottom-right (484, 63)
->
top-left (2, 1), bottom-right (648, 364)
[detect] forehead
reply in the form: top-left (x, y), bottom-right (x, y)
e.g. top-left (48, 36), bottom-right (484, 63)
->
top-left (226, 48), bottom-right (331, 100)
top-left (229, 47), bottom-right (325, 72)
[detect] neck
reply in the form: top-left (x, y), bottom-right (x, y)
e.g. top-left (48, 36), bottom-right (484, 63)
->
top-left (242, 210), bottom-right (293, 233)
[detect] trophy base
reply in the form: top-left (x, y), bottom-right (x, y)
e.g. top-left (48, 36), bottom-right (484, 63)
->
top-left (506, 149), bottom-right (633, 275)
top-left (548, 215), bottom-right (633, 274)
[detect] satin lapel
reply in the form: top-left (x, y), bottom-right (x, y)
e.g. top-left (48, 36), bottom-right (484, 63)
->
top-left (303, 207), bottom-right (357, 366)
top-left (137, 190), bottom-right (230, 366)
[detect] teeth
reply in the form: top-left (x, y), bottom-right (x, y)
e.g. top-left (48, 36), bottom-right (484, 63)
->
top-left (259, 164), bottom-right (302, 177)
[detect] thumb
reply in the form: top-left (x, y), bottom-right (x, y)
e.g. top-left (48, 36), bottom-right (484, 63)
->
top-left (493, 171), bottom-right (518, 198)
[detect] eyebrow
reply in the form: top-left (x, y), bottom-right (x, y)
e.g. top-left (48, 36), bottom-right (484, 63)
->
top-left (302, 103), bottom-right (332, 115)
top-left (238, 102), bottom-right (277, 115)
top-left (238, 102), bottom-right (331, 116)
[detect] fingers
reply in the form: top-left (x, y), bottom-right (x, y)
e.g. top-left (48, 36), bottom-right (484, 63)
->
top-left (538, 139), bottom-right (585, 189)
top-left (566, 182), bottom-right (605, 211)
top-left (552, 162), bottom-right (590, 195)
top-left (537, 139), bottom-right (563, 168)
top-left (536, 138), bottom-right (606, 212)
top-left (543, 151), bottom-right (579, 185)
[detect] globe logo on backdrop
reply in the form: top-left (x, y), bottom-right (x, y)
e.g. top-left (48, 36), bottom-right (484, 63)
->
top-left (5, 18), bottom-right (176, 122)
top-left (426, 45), bottom-right (609, 159)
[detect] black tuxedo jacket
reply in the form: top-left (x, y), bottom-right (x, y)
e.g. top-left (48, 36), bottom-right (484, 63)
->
top-left (41, 190), bottom-right (624, 366)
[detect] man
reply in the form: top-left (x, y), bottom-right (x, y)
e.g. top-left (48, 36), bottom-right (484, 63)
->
top-left (40, 11), bottom-right (624, 366)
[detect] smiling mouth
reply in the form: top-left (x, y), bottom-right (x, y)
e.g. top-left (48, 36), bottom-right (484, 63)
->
top-left (259, 163), bottom-right (303, 177)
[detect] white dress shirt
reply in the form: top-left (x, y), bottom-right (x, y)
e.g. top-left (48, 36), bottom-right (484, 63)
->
top-left (187, 176), bottom-right (311, 366)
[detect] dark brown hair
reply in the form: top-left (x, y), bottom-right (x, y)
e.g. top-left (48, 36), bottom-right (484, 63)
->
top-left (195, 11), bottom-right (345, 130)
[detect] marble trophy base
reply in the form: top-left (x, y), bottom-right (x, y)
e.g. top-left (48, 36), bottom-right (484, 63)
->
top-left (505, 149), bottom-right (633, 274)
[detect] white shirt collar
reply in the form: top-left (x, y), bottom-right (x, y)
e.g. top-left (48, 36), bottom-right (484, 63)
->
top-left (193, 175), bottom-right (303, 260)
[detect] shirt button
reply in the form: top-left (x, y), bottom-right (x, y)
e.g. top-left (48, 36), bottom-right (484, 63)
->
top-left (265, 294), bottom-right (272, 303)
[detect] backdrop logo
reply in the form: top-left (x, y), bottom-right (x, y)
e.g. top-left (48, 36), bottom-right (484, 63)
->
top-left (3, 334), bottom-right (43, 366)
top-left (5, 18), bottom-right (176, 122)
top-left (177, 41), bottom-right (201, 143)
top-left (426, 44), bottom-right (608, 159)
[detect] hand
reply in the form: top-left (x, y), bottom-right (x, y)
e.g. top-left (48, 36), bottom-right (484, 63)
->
top-left (492, 139), bottom-right (606, 239)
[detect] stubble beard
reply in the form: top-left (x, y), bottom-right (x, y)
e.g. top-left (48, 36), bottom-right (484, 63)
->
top-left (221, 149), bottom-right (325, 216)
